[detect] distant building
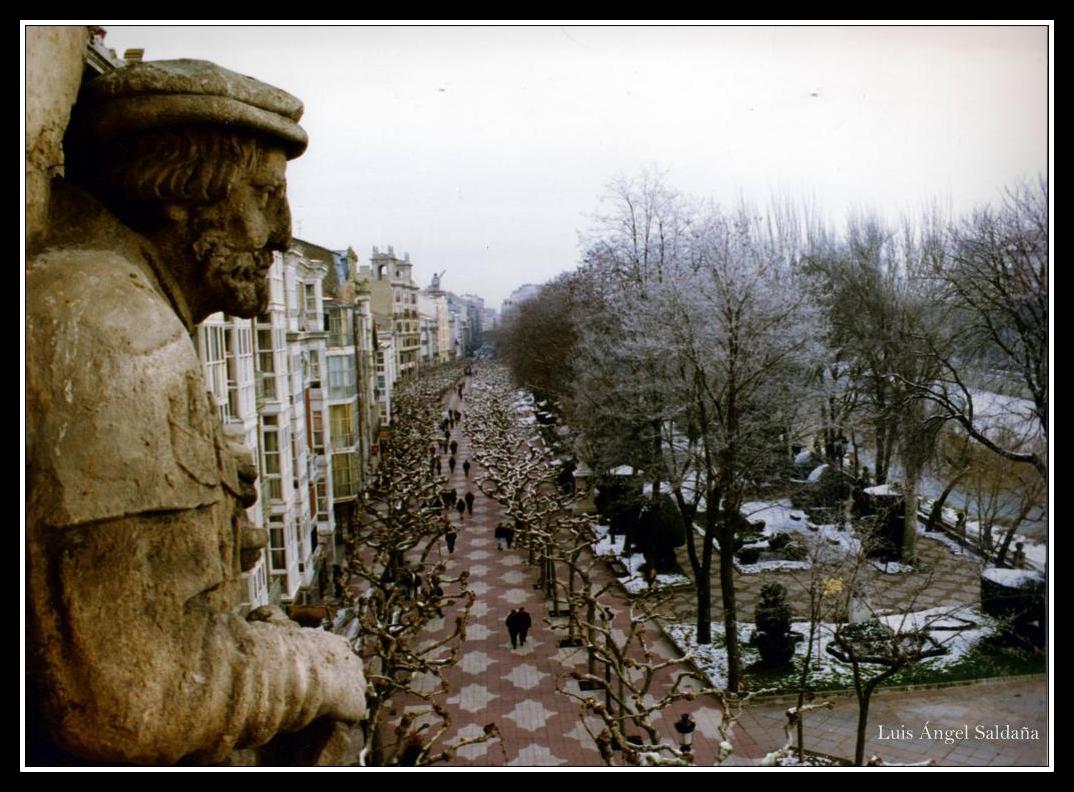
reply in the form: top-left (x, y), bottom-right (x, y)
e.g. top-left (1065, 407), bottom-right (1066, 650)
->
top-left (361, 246), bottom-right (421, 381)
top-left (502, 283), bottom-right (543, 318)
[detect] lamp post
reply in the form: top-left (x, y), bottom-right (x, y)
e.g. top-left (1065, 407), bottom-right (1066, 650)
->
top-left (674, 713), bottom-right (696, 758)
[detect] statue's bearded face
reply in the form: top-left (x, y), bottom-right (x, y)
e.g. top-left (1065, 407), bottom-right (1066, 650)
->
top-left (189, 147), bottom-right (291, 318)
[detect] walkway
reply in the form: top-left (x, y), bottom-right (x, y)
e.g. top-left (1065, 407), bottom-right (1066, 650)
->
top-left (728, 675), bottom-right (1048, 766)
top-left (416, 381), bottom-right (728, 766)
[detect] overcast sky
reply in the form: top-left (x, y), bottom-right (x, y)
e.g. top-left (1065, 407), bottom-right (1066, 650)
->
top-left (99, 24), bottom-right (1049, 310)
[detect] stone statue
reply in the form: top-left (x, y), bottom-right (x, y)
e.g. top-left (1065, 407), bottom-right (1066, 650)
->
top-left (27, 59), bottom-right (366, 765)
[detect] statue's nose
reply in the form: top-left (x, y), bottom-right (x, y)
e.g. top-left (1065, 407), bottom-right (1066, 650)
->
top-left (268, 198), bottom-right (292, 250)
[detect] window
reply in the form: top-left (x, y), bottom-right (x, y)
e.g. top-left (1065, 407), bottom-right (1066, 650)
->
top-left (327, 355), bottom-right (355, 400)
top-left (316, 479), bottom-right (329, 523)
top-left (332, 451), bottom-right (359, 498)
top-left (256, 327), bottom-right (276, 400)
top-left (301, 282), bottom-right (317, 316)
top-left (326, 307), bottom-right (352, 348)
top-left (268, 514), bottom-right (287, 574)
top-left (311, 410), bottom-right (325, 454)
top-left (261, 415), bottom-right (283, 501)
top-left (329, 403), bottom-right (355, 447)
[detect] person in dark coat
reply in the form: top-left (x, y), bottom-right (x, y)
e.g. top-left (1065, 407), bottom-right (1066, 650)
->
top-left (495, 523), bottom-right (507, 550)
top-left (504, 522), bottom-right (515, 549)
top-left (464, 490), bottom-right (475, 515)
top-left (505, 609), bottom-right (520, 649)
top-left (516, 607), bottom-right (532, 645)
top-left (445, 529), bottom-right (457, 554)
top-left (462, 459), bottom-right (471, 478)
top-left (448, 456), bottom-right (456, 473)
top-left (456, 500), bottom-right (466, 521)
top-left (449, 440), bottom-right (458, 456)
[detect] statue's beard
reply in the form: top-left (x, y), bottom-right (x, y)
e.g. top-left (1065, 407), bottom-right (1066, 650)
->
top-left (191, 230), bottom-right (273, 318)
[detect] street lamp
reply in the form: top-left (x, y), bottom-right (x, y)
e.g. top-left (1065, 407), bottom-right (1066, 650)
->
top-left (674, 713), bottom-right (696, 756)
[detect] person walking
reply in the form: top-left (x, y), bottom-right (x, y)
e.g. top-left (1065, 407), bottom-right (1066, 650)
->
top-left (495, 523), bottom-right (506, 551)
top-left (462, 459), bottom-right (471, 478)
top-left (445, 528), bottom-right (457, 554)
top-left (505, 609), bottom-right (520, 649)
top-left (449, 439), bottom-right (458, 456)
top-left (504, 522), bottom-right (516, 549)
top-left (516, 607), bottom-right (532, 645)
top-left (464, 490), bottom-right (475, 515)
top-left (448, 456), bottom-right (456, 474)
top-left (456, 500), bottom-right (466, 521)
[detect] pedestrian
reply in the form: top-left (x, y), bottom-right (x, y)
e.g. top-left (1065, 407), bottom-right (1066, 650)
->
top-left (505, 609), bottom-right (520, 649)
top-left (516, 607), bottom-right (532, 645)
top-left (450, 440), bottom-right (458, 456)
top-left (495, 523), bottom-right (506, 551)
top-left (456, 500), bottom-right (466, 521)
top-left (449, 456), bottom-right (456, 473)
top-left (504, 522), bottom-right (515, 549)
top-left (441, 438), bottom-right (448, 453)
top-left (445, 528), bottom-right (457, 554)
top-left (955, 511), bottom-right (967, 552)
top-left (1012, 541), bottom-right (1027, 569)
top-left (429, 576), bottom-right (444, 617)
top-left (465, 490), bottom-right (475, 515)
top-left (463, 459), bottom-right (471, 478)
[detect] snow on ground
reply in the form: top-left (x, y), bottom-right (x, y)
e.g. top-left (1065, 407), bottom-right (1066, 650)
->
top-left (918, 498), bottom-right (1046, 571)
top-left (591, 525), bottom-right (691, 593)
top-left (738, 500), bottom-right (862, 563)
top-left (733, 558), bottom-right (813, 574)
top-left (592, 524), bottom-right (624, 557)
top-left (621, 552), bottom-right (691, 595)
top-left (741, 500), bottom-right (808, 533)
top-left (981, 567), bottom-right (1045, 587)
top-left (666, 604), bottom-right (995, 691)
top-left (864, 483), bottom-right (901, 496)
top-left (871, 560), bottom-right (915, 575)
top-left (692, 499), bottom-right (865, 573)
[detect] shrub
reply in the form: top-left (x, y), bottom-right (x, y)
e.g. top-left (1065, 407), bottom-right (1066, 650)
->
top-left (755, 583), bottom-right (796, 666)
top-left (737, 546), bottom-right (762, 565)
top-left (768, 532), bottom-right (791, 551)
top-left (783, 541), bottom-right (809, 561)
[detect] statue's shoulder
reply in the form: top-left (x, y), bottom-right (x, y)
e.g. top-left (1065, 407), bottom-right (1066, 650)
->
top-left (27, 202), bottom-right (223, 528)
top-left (29, 196), bottom-right (185, 356)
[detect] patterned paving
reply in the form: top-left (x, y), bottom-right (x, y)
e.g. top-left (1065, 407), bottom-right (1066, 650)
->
top-left (392, 381), bottom-right (730, 767)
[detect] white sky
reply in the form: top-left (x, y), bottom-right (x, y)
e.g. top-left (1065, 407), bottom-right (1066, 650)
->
top-left (95, 24), bottom-right (1048, 310)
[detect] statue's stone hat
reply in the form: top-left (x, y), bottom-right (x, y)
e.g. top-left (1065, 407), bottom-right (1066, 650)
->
top-left (73, 59), bottom-right (308, 158)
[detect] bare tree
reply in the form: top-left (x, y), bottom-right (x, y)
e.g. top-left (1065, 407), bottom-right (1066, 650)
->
top-left (909, 180), bottom-right (1047, 480)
